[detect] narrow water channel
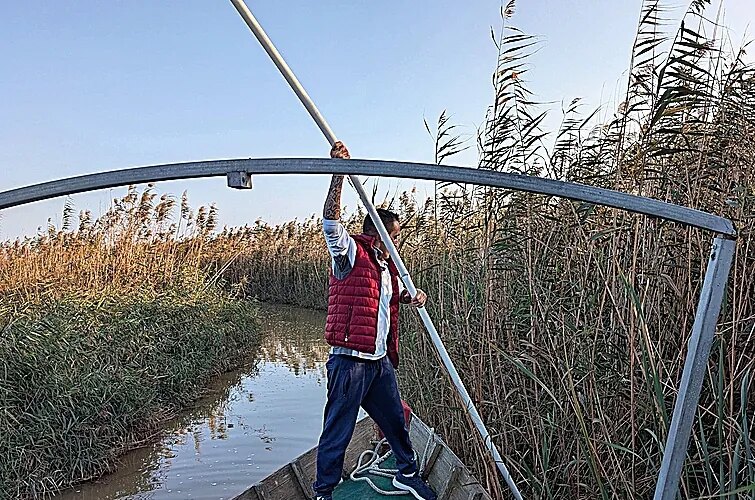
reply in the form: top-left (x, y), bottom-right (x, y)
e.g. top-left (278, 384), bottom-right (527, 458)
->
top-left (55, 304), bottom-right (329, 500)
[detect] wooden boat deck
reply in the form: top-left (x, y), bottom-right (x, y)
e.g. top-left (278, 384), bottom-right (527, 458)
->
top-left (233, 414), bottom-right (491, 500)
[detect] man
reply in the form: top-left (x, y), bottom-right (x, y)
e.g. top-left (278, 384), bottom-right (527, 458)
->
top-left (313, 141), bottom-right (437, 500)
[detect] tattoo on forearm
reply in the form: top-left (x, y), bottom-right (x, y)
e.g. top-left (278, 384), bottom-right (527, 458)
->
top-left (323, 175), bottom-right (345, 220)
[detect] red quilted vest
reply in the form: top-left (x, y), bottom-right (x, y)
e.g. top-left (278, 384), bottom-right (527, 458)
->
top-left (324, 234), bottom-right (401, 367)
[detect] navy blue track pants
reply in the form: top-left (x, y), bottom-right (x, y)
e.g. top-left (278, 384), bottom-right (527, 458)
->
top-left (313, 354), bottom-right (417, 496)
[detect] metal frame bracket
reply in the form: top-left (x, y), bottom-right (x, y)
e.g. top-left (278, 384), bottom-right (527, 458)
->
top-left (227, 171), bottom-right (253, 190)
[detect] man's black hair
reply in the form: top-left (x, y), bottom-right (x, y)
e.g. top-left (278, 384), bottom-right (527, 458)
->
top-left (363, 208), bottom-right (400, 235)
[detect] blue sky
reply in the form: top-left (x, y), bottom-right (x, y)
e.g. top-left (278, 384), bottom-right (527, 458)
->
top-left (1, 1), bottom-right (753, 240)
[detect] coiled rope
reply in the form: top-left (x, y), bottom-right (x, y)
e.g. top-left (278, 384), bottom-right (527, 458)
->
top-left (349, 428), bottom-right (437, 496)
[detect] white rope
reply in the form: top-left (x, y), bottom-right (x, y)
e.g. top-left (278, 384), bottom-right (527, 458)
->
top-left (349, 438), bottom-right (407, 496)
top-left (348, 428), bottom-right (437, 497)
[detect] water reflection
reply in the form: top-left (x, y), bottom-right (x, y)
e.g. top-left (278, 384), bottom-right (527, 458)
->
top-left (257, 305), bottom-right (329, 376)
top-left (54, 304), bottom-right (328, 500)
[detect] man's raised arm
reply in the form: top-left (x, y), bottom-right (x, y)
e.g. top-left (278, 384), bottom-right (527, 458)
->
top-left (323, 141), bottom-right (350, 220)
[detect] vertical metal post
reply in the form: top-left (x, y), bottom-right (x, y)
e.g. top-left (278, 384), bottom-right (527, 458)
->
top-left (654, 236), bottom-right (736, 500)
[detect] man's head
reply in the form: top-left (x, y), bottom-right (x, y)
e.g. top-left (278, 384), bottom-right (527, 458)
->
top-left (363, 208), bottom-right (400, 260)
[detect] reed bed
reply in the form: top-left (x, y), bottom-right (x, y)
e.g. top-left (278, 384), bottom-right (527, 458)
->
top-left (0, 188), bottom-right (260, 498)
top-left (204, 1), bottom-right (755, 497)
top-left (202, 214), bottom-right (364, 309)
top-left (2, 1), bottom-right (752, 498)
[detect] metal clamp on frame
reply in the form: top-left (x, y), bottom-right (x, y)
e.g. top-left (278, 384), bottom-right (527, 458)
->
top-left (227, 171), bottom-right (253, 189)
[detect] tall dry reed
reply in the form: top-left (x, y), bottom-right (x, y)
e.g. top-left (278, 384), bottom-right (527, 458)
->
top-left (0, 187), bottom-right (259, 498)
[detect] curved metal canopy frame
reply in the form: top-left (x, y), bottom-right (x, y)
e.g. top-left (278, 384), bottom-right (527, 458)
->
top-left (0, 158), bottom-right (737, 500)
top-left (0, 158), bottom-right (737, 237)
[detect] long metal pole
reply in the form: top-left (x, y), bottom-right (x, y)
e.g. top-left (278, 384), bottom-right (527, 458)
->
top-left (229, 1), bottom-right (524, 498)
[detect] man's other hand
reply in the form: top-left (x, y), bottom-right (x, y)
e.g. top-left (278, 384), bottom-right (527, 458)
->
top-left (410, 289), bottom-right (427, 308)
top-left (330, 141), bottom-right (350, 159)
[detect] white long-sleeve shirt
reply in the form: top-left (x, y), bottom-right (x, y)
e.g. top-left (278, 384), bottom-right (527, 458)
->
top-left (323, 219), bottom-right (402, 360)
